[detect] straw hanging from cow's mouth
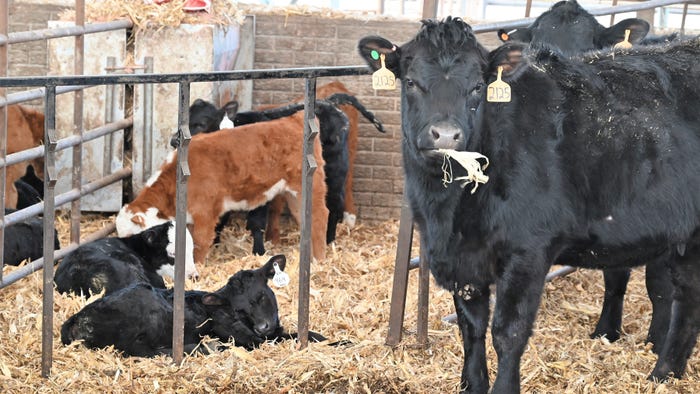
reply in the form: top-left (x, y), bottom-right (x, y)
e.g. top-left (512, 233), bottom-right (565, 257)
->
top-left (438, 149), bottom-right (490, 194)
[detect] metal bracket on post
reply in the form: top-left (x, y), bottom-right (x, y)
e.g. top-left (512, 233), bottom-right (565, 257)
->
top-left (172, 81), bottom-right (191, 365)
top-left (298, 77), bottom-right (317, 350)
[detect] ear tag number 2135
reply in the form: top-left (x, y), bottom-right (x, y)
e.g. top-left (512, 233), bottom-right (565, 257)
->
top-left (487, 66), bottom-right (511, 103)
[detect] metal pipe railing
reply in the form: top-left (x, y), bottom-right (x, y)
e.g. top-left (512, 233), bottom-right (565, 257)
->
top-left (0, 19), bottom-right (133, 46)
top-left (0, 117), bottom-right (133, 170)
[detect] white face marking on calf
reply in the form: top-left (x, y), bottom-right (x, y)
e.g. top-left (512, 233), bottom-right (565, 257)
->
top-left (219, 114), bottom-right (234, 129)
top-left (116, 206), bottom-right (166, 237)
top-left (162, 222), bottom-right (198, 279)
top-left (116, 206), bottom-right (198, 279)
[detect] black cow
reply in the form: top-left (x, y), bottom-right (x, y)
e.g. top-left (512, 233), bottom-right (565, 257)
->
top-left (15, 165), bottom-right (43, 210)
top-left (54, 221), bottom-right (191, 296)
top-left (496, 0), bottom-right (676, 348)
top-left (3, 208), bottom-right (60, 266)
top-left (497, 0), bottom-right (650, 55)
top-left (360, 18), bottom-right (700, 393)
top-left (61, 255), bottom-right (329, 357)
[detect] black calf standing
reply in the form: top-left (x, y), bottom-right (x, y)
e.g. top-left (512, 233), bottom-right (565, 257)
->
top-left (61, 255), bottom-right (327, 357)
top-left (54, 221), bottom-right (179, 296)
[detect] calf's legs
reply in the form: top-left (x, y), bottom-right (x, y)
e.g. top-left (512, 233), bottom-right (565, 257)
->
top-left (650, 242), bottom-right (700, 380)
top-left (591, 267), bottom-right (630, 342)
top-left (453, 291), bottom-right (491, 394)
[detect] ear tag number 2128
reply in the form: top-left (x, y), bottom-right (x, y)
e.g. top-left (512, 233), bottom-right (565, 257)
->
top-left (487, 66), bottom-right (511, 103)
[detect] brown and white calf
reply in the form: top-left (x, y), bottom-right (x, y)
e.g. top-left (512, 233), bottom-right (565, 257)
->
top-left (5, 105), bottom-right (45, 209)
top-left (116, 112), bottom-right (328, 266)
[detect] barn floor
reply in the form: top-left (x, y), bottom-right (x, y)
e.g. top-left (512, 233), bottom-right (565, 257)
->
top-left (1, 212), bottom-right (699, 393)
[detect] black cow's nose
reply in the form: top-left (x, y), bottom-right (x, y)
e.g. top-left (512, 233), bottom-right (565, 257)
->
top-left (254, 322), bottom-right (270, 335)
top-left (430, 124), bottom-right (462, 150)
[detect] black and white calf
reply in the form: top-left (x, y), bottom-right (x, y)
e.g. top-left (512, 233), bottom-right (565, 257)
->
top-left (3, 208), bottom-right (60, 266)
top-left (360, 18), bottom-right (700, 393)
top-left (61, 255), bottom-right (328, 357)
top-left (54, 221), bottom-right (198, 296)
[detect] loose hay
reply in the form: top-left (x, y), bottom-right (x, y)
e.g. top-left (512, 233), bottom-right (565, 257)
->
top-left (59, 0), bottom-right (416, 34)
top-left (1, 212), bottom-right (699, 393)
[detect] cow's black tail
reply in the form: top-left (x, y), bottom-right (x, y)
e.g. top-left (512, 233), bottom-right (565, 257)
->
top-left (234, 103), bottom-right (304, 126)
top-left (325, 93), bottom-right (386, 133)
top-left (234, 93), bottom-right (385, 133)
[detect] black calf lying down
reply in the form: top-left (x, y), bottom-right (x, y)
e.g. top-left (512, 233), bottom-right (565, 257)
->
top-left (54, 221), bottom-right (197, 296)
top-left (3, 208), bottom-right (60, 266)
top-left (61, 255), bottom-right (331, 357)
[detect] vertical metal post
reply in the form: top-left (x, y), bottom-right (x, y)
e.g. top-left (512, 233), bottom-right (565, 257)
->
top-left (0, 0), bottom-right (8, 275)
top-left (298, 77), bottom-right (317, 350)
top-left (172, 81), bottom-right (191, 365)
top-left (41, 85), bottom-right (58, 378)
top-left (525, 0), bottom-right (533, 17)
top-left (610, 0), bottom-right (619, 25)
top-left (386, 195), bottom-right (414, 346)
top-left (143, 57), bottom-right (154, 178)
top-left (103, 57), bottom-right (116, 176)
top-left (71, 0), bottom-right (85, 245)
top-left (680, 3), bottom-right (689, 36)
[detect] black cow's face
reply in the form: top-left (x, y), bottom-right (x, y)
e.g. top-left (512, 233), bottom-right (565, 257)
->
top-left (359, 17), bottom-right (487, 165)
top-left (497, 0), bottom-right (649, 55)
top-left (169, 99), bottom-right (239, 148)
top-left (202, 255), bottom-right (286, 341)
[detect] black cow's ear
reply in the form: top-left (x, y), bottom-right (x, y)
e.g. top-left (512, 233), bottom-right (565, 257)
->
top-left (222, 100), bottom-right (239, 119)
top-left (358, 36), bottom-right (401, 78)
top-left (487, 42), bottom-right (526, 77)
top-left (142, 224), bottom-right (166, 247)
top-left (260, 254), bottom-right (286, 279)
top-left (202, 293), bottom-right (227, 306)
top-left (599, 18), bottom-right (650, 47)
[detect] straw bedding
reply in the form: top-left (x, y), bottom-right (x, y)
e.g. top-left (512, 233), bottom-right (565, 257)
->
top-left (1, 211), bottom-right (699, 393)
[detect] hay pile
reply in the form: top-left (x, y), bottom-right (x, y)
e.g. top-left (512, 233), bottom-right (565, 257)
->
top-left (59, 0), bottom-right (406, 31)
top-left (1, 212), bottom-right (699, 393)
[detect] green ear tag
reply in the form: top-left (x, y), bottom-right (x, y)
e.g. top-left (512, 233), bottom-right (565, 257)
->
top-left (371, 50), bottom-right (380, 60)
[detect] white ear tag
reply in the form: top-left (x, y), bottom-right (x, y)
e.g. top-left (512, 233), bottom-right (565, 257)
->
top-left (272, 262), bottom-right (290, 288)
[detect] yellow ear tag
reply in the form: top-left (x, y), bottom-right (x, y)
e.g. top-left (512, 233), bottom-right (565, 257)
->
top-left (372, 53), bottom-right (396, 90)
top-left (614, 29), bottom-right (633, 50)
top-left (487, 66), bottom-right (511, 103)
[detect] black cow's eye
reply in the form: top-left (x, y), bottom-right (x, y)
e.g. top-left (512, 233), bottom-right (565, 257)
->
top-left (471, 83), bottom-right (484, 95)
